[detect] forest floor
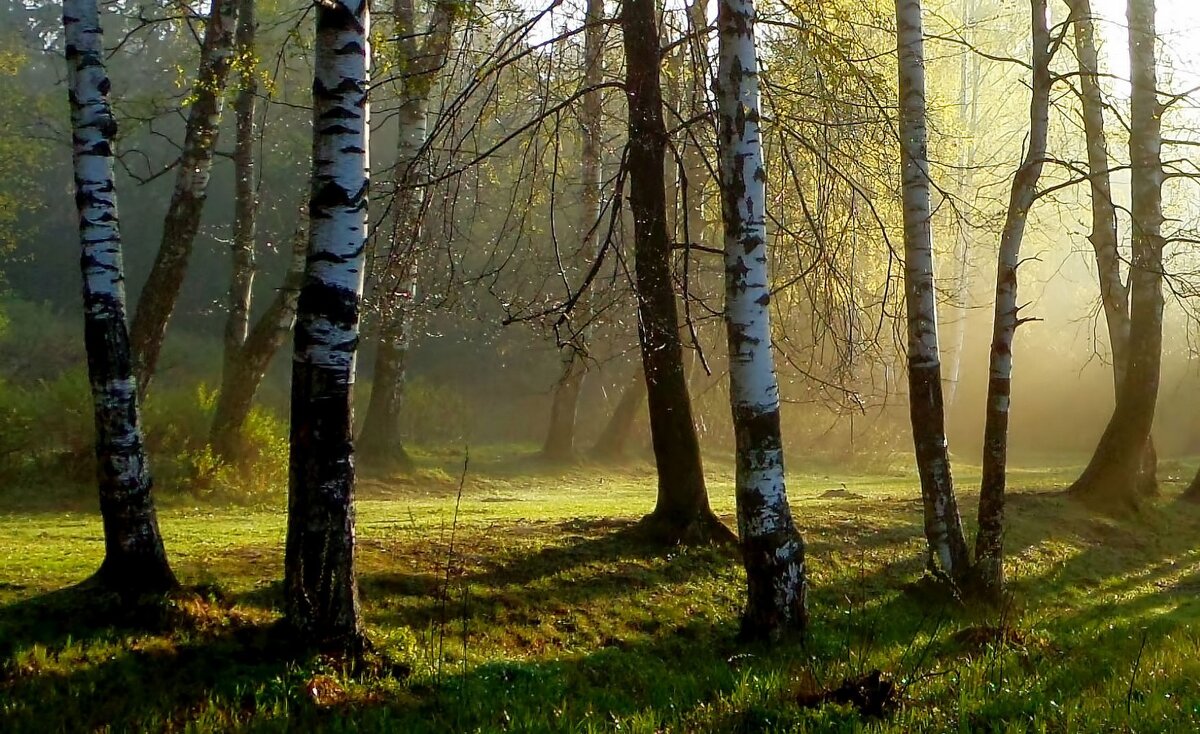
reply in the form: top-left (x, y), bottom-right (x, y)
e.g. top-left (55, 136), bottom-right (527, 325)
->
top-left (3, 451), bottom-right (1200, 732)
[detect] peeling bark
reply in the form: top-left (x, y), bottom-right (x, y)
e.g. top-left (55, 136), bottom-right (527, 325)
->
top-left (129, 0), bottom-right (237, 395)
top-left (973, 0), bottom-right (1051, 599)
top-left (717, 0), bottom-right (807, 636)
top-left (895, 0), bottom-right (970, 584)
top-left (64, 0), bottom-right (176, 593)
top-left (1068, 0), bottom-right (1165, 508)
top-left (622, 0), bottom-right (730, 545)
top-left (284, 0), bottom-right (370, 652)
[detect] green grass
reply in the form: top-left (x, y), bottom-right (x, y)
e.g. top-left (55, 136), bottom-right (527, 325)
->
top-left (3, 453), bottom-right (1200, 732)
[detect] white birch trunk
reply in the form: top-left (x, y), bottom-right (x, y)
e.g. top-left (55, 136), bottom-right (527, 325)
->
top-left (895, 0), bottom-right (970, 583)
top-left (284, 0), bottom-right (370, 650)
top-left (717, 0), bottom-right (807, 636)
top-left (64, 0), bottom-right (176, 591)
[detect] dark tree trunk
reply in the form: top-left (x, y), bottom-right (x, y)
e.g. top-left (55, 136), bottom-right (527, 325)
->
top-left (1183, 464), bottom-right (1200, 502)
top-left (973, 0), bottom-right (1051, 599)
top-left (1069, 0), bottom-right (1165, 509)
top-left (64, 0), bottom-right (176, 593)
top-left (591, 368), bottom-right (647, 461)
top-left (221, 0), bottom-right (259, 394)
top-left (210, 220), bottom-right (306, 462)
top-left (128, 0), bottom-right (236, 396)
top-left (284, 0), bottom-right (370, 653)
top-left (622, 0), bottom-right (730, 545)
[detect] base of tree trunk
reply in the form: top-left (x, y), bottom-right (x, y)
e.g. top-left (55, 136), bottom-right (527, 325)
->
top-left (1067, 475), bottom-right (1141, 513)
top-left (87, 554), bottom-right (179, 597)
top-left (538, 446), bottom-right (582, 465)
top-left (737, 534), bottom-right (808, 642)
top-left (357, 443), bottom-right (415, 475)
top-left (634, 508), bottom-right (737, 546)
top-left (278, 617), bottom-right (373, 659)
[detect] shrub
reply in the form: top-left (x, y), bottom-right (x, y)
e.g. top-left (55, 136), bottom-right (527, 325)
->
top-left (0, 374), bottom-right (288, 504)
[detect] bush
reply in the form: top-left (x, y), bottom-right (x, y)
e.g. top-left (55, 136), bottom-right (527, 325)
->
top-left (0, 374), bottom-right (288, 504)
top-left (399, 376), bottom-right (473, 446)
top-left (143, 383), bottom-right (288, 501)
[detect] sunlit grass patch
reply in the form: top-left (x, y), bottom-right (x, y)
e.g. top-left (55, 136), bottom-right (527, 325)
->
top-left (3, 460), bottom-right (1200, 731)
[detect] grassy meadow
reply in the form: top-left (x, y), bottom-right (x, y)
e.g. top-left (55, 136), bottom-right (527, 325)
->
top-left (2, 452), bottom-right (1200, 732)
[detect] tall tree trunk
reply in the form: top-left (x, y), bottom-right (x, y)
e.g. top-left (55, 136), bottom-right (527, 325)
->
top-left (1067, 0), bottom-right (1157, 497)
top-left (1068, 0), bottom-right (1165, 508)
top-left (358, 0), bottom-right (457, 472)
top-left (622, 0), bottom-right (730, 544)
top-left (895, 0), bottom-right (971, 583)
top-left (128, 0), bottom-right (237, 396)
top-left (64, 0), bottom-right (176, 593)
top-left (210, 218), bottom-right (307, 461)
top-left (284, 0), bottom-right (370, 652)
top-left (541, 0), bottom-right (606, 462)
top-left (591, 367), bottom-right (647, 460)
top-left (717, 0), bottom-right (808, 637)
top-left (973, 0), bottom-right (1051, 598)
top-left (221, 0), bottom-right (259, 393)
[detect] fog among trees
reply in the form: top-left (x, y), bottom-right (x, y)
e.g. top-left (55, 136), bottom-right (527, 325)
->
top-left (4, 0), bottom-right (1200, 730)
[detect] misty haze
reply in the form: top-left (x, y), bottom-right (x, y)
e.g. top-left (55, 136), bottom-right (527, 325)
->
top-left (2, 0), bottom-right (1200, 730)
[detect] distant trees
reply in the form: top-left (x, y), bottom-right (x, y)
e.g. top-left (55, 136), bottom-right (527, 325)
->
top-left (717, 0), bottom-right (808, 634)
top-left (209, 0), bottom-right (308, 463)
top-left (540, 0), bottom-right (606, 463)
top-left (64, 0), bottom-right (175, 593)
top-left (1068, 0), bottom-right (1165, 507)
top-left (283, 0), bottom-right (370, 650)
top-left (358, 0), bottom-right (462, 473)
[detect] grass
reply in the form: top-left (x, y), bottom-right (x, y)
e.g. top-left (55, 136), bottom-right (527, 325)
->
top-left (3, 452), bottom-right (1200, 732)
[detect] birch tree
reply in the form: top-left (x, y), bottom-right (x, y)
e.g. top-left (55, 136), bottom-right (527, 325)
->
top-left (358, 0), bottom-right (460, 472)
top-left (622, 0), bottom-right (730, 544)
top-left (717, 0), bottom-right (807, 635)
top-left (128, 0), bottom-right (237, 395)
top-left (540, 0), bottom-right (606, 462)
top-left (221, 0), bottom-right (260, 400)
top-left (64, 0), bottom-right (176, 593)
top-left (895, 0), bottom-right (970, 584)
top-left (973, 0), bottom-right (1051, 597)
top-left (284, 0), bottom-right (370, 650)
top-left (1068, 0), bottom-right (1165, 508)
